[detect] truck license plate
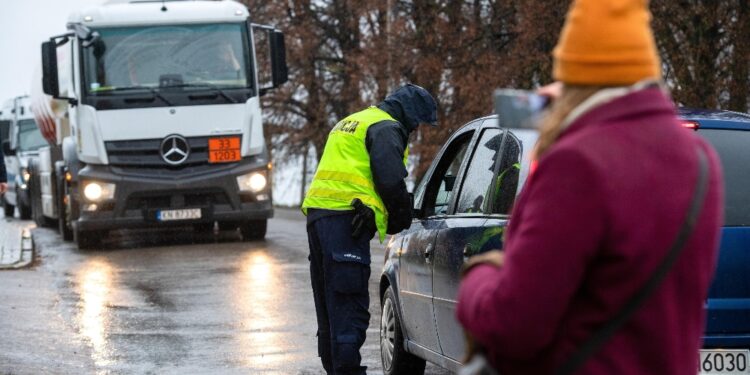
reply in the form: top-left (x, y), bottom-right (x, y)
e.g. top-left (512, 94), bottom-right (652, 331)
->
top-left (157, 208), bottom-right (202, 221)
top-left (700, 349), bottom-right (750, 374)
top-left (208, 136), bottom-right (241, 163)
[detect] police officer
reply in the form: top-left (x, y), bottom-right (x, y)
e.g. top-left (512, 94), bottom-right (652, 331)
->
top-left (302, 84), bottom-right (437, 374)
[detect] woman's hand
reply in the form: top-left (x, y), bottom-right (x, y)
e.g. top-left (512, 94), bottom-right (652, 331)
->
top-left (461, 250), bottom-right (505, 277)
top-left (537, 81), bottom-right (563, 101)
top-left (0, 182), bottom-right (7, 195)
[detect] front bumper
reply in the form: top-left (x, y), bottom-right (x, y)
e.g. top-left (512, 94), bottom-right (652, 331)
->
top-left (74, 157), bottom-right (273, 232)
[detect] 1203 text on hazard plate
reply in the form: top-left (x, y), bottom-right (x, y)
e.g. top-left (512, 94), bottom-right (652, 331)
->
top-left (208, 136), bottom-right (241, 163)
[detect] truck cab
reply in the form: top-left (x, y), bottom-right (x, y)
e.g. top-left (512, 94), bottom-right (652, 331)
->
top-left (1, 96), bottom-right (45, 219)
top-left (34, 0), bottom-right (288, 248)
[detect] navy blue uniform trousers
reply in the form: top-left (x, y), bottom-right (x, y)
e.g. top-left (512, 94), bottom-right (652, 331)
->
top-left (307, 212), bottom-right (371, 375)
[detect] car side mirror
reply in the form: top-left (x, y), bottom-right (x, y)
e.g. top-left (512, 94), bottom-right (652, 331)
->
top-left (443, 174), bottom-right (457, 192)
top-left (410, 193), bottom-right (422, 219)
top-left (2, 140), bottom-right (15, 156)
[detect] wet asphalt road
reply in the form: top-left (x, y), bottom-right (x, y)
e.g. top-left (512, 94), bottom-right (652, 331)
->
top-left (0, 209), bottom-right (451, 375)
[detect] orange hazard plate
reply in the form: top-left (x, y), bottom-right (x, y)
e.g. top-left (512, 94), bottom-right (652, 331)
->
top-left (208, 137), bottom-right (241, 163)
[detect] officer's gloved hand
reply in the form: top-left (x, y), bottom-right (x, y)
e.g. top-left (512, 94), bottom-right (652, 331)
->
top-left (386, 206), bottom-right (412, 235)
top-left (351, 199), bottom-right (377, 239)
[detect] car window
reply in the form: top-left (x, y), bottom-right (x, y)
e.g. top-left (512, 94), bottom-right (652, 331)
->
top-left (422, 132), bottom-right (474, 217)
top-left (455, 129), bottom-right (498, 213)
top-left (513, 129), bottom-right (539, 195)
top-left (698, 129), bottom-right (750, 226)
top-left (456, 129), bottom-right (522, 215)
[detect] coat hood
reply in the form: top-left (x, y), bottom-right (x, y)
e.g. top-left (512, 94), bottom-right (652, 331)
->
top-left (377, 84), bottom-right (437, 132)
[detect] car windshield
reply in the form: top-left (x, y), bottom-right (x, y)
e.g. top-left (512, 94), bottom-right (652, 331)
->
top-left (17, 119), bottom-right (46, 152)
top-left (84, 23), bottom-right (250, 93)
top-left (698, 128), bottom-right (750, 226)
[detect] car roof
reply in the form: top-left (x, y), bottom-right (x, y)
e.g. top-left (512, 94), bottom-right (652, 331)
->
top-left (678, 108), bottom-right (750, 131)
top-left (471, 109), bottom-right (750, 132)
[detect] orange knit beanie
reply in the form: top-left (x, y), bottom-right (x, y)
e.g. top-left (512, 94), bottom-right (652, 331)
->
top-left (553, 0), bottom-right (662, 85)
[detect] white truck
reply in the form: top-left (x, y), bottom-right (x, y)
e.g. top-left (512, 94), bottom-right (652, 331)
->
top-left (1, 96), bottom-right (47, 220)
top-left (31, 0), bottom-right (288, 248)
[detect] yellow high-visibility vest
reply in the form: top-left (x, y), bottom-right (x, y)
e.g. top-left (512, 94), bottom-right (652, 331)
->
top-left (302, 106), bottom-right (407, 242)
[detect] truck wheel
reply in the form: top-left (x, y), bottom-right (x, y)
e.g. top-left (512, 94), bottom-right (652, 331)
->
top-left (240, 219), bottom-right (267, 241)
top-left (381, 286), bottom-right (426, 375)
top-left (2, 198), bottom-right (14, 218)
top-left (57, 177), bottom-right (73, 241)
top-left (218, 221), bottom-right (239, 232)
top-left (18, 189), bottom-right (32, 220)
top-left (75, 229), bottom-right (105, 250)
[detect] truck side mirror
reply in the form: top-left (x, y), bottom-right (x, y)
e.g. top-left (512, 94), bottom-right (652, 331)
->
top-left (270, 31), bottom-right (288, 87)
top-left (42, 41), bottom-right (60, 98)
top-left (2, 140), bottom-right (15, 156)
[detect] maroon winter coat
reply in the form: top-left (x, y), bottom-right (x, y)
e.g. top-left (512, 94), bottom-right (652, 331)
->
top-left (457, 88), bottom-right (724, 374)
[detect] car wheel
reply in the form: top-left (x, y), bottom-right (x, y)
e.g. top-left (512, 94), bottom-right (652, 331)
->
top-left (2, 197), bottom-right (14, 218)
top-left (75, 228), bottom-right (105, 250)
top-left (239, 219), bottom-right (267, 241)
top-left (381, 286), bottom-right (426, 375)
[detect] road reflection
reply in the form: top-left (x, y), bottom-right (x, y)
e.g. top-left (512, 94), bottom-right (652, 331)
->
top-left (76, 259), bottom-right (115, 367)
top-left (233, 250), bottom-right (285, 368)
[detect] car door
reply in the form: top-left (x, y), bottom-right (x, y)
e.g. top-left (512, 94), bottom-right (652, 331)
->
top-left (432, 122), bottom-right (526, 360)
top-left (398, 125), bottom-right (476, 353)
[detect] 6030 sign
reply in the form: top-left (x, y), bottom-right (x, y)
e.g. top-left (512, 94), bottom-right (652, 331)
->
top-left (700, 349), bottom-right (750, 374)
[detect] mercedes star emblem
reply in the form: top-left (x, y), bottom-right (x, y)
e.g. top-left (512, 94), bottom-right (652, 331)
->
top-left (160, 135), bottom-right (190, 165)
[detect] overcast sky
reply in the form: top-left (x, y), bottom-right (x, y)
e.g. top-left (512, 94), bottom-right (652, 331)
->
top-left (0, 0), bottom-right (107, 101)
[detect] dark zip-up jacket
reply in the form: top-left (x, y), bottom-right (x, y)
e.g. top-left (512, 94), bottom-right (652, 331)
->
top-left (309, 84), bottom-right (437, 235)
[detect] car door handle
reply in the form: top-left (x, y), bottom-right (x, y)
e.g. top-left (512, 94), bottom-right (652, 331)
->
top-left (424, 244), bottom-right (433, 259)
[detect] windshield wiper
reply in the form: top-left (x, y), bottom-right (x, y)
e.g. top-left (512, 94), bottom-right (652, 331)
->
top-left (165, 83), bottom-right (239, 104)
top-left (94, 86), bottom-right (174, 106)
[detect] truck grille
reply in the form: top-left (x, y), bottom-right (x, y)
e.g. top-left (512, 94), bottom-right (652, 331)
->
top-left (125, 189), bottom-right (231, 210)
top-left (105, 136), bottom-right (211, 168)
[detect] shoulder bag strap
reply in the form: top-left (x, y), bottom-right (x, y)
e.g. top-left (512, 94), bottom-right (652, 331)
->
top-left (555, 147), bottom-right (711, 375)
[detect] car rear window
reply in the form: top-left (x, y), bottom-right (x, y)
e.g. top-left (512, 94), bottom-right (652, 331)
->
top-left (698, 129), bottom-right (750, 226)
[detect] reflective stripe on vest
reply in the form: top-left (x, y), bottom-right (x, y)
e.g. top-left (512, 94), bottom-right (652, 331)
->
top-left (302, 106), bottom-right (407, 242)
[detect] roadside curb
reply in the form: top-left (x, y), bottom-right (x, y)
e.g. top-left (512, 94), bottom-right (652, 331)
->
top-left (0, 223), bottom-right (35, 270)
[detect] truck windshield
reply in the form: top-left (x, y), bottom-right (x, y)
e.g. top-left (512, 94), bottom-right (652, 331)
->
top-left (17, 119), bottom-right (46, 152)
top-left (83, 23), bottom-right (250, 93)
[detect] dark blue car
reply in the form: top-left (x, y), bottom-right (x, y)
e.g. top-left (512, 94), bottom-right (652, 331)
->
top-left (378, 110), bottom-right (750, 374)
top-left (681, 109), bottom-right (750, 374)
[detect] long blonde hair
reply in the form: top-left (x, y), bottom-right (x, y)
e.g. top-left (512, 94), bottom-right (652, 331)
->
top-left (534, 85), bottom-right (608, 158)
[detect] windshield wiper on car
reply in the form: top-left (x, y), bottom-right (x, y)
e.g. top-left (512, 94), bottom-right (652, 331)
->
top-left (93, 86), bottom-right (174, 106)
top-left (165, 83), bottom-right (239, 104)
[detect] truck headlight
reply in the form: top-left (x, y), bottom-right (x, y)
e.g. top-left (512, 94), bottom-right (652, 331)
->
top-left (237, 171), bottom-right (267, 193)
top-left (83, 181), bottom-right (116, 202)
